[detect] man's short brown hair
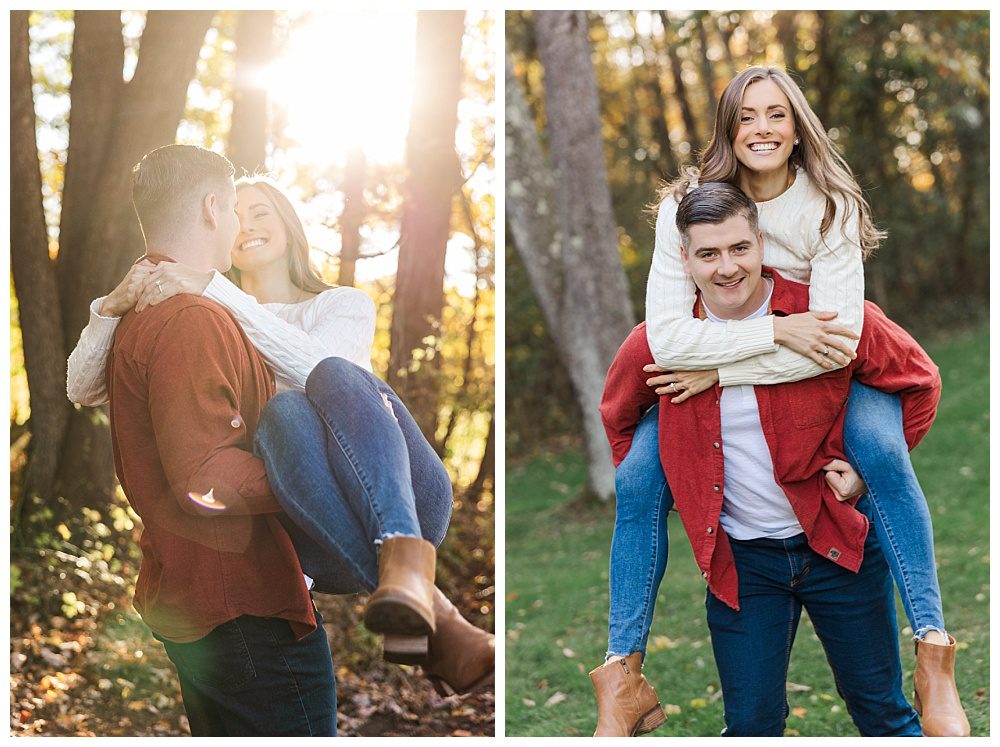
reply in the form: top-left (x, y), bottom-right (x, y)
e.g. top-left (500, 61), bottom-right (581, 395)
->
top-left (675, 182), bottom-right (759, 246)
top-left (131, 145), bottom-right (235, 242)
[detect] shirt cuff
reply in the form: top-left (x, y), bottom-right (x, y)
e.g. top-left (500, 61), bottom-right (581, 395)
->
top-left (716, 316), bottom-right (778, 387)
top-left (203, 270), bottom-right (246, 307)
top-left (87, 297), bottom-right (124, 348)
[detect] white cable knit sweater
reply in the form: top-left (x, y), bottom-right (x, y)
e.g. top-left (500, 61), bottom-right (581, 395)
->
top-left (645, 168), bottom-right (865, 387)
top-left (66, 272), bottom-right (376, 406)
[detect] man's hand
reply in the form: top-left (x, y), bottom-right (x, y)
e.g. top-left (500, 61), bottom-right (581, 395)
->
top-left (97, 260), bottom-right (156, 317)
top-left (822, 459), bottom-right (868, 502)
top-left (643, 365), bottom-right (720, 404)
top-left (135, 262), bottom-right (214, 312)
top-left (773, 311), bottom-right (859, 369)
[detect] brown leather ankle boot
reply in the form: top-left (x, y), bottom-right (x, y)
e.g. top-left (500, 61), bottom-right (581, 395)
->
top-left (913, 635), bottom-right (970, 737)
top-left (363, 536), bottom-right (436, 641)
top-left (418, 588), bottom-right (495, 696)
top-left (589, 652), bottom-right (666, 737)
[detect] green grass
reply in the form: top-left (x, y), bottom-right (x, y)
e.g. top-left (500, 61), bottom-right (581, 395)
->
top-left (505, 325), bottom-right (989, 737)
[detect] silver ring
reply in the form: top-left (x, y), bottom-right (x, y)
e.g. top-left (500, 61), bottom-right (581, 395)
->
top-left (156, 280), bottom-right (164, 294)
top-left (822, 346), bottom-right (830, 356)
top-left (669, 382), bottom-right (677, 392)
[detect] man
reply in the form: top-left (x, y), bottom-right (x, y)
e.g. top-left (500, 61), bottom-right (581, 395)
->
top-left (106, 145), bottom-right (335, 736)
top-left (598, 182), bottom-right (938, 736)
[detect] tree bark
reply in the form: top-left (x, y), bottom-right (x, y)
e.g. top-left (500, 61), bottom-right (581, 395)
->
top-left (10, 11), bottom-right (71, 520)
top-left (388, 10), bottom-right (465, 439)
top-left (507, 11), bottom-right (635, 503)
top-left (228, 10), bottom-right (274, 176)
top-left (338, 146), bottom-right (365, 287)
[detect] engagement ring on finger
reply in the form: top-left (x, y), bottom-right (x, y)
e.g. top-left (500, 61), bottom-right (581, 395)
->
top-left (669, 382), bottom-right (677, 392)
top-left (156, 281), bottom-right (164, 294)
top-left (822, 346), bottom-right (830, 356)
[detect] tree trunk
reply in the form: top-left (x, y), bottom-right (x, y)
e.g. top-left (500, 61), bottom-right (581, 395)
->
top-left (338, 146), bottom-right (365, 287)
top-left (468, 410), bottom-right (494, 498)
top-left (10, 11), bottom-right (71, 521)
top-left (508, 11), bottom-right (636, 503)
top-left (228, 10), bottom-right (274, 176)
top-left (695, 12), bottom-right (718, 117)
top-left (658, 11), bottom-right (701, 152)
top-left (388, 10), bottom-right (465, 440)
top-left (812, 11), bottom-right (837, 125)
top-left (50, 10), bottom-right (215, 507)
top-left (775, 12), bottom-right (799, 72)
top-left (631, 12), bottom-right (678, 181)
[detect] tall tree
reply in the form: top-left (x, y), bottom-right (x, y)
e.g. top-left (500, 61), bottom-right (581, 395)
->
top-left (658, 11), bottom-right (701, 150)
top-left (228, 10), bottom-right (274, 176)
top-left (506, 9), bottom-right (635, 503)
top-left (12, 11), bottom-right (215, 514)
top-left (388, 10), bottom-right (465, 439)
top-left (337, 146), bottom-right (365, 287)
top-left (10, 11), bottom-right (69, 522)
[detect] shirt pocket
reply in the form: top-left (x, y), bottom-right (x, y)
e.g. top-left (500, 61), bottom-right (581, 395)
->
top-left (779, 370), bottom-right (850, 429)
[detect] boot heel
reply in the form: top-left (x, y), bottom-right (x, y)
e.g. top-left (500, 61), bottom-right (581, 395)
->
top-left (633, 704), bottom-right (667, 736)
top-left (383, 634), bottom-right (429, 665)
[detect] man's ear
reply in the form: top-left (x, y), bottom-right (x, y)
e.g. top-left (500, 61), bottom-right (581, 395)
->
top-left (680, 244), bottom-right (691, 275)
top-left (202, 193), bottom-right (219, 231)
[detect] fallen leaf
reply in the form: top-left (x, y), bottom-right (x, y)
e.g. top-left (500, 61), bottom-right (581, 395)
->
top-left (786, 681), bottom-right (812, 692)
top-left (545, 692), bottom-right (568, 707)
top-left (561, 647), bottom-right (575, 658)
top-left (522, 699), bottom-right (536, 707)
top-left (791, 707), bottom-right (807, 717)
top-left (663, 703), bottom-right (681, 715)
top-left (689, 698), bottom-right (707, 709)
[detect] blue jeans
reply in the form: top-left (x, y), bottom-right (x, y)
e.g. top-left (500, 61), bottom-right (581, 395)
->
top-left (253, 357), bottom-right (453, 594)
top-left (157, 605), bottom-right (337, 736)
top-left (607, 380), bottom-right (944, 657)
top-left (706, 520), bottom-right (921, 737)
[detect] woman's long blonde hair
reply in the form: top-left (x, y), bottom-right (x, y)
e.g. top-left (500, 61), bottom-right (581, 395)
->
top-left (662, 66), bottom-right (884, 258)
top-left (232, 175), bottom-right (334, 293)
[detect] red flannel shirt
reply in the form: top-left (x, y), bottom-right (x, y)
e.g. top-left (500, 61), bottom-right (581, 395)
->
top-left (600, 269), bottom-right (941, 610)
top-left (107, 258), bottom-right (316, 643)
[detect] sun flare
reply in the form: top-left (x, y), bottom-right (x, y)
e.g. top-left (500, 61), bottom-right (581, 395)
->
top-left (264, 11), bottom-right (417, 168)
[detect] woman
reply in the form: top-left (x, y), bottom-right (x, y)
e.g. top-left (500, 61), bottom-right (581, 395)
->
top-left (592, 67), bottom-right (967, 737)
top-left (67, 176), bottom-right (494, 697)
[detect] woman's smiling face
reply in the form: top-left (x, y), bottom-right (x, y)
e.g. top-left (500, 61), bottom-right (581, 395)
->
top-left (732, 79), bottom-right (797, 178)
top-left (232, 185), bottom-right (289, 272)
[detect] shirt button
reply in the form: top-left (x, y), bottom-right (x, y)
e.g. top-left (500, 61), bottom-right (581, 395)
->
top-left (713, 485), bottom-right (720, 491)
top-left (713, 442), bottom-right (720, 449)
top-left (706, 526), bottom-right (714, 534)
top-left (701, 571), bottom-right (708, 579)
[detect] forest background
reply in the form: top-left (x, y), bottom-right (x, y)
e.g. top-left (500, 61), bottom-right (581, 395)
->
top-left (505, 9), bottom-right (988, 737)
top-left (10, 10), bottom-right (494, 737)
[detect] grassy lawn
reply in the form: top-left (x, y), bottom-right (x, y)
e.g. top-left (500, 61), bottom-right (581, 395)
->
top-left (505, 325), bottom-right (989, 737)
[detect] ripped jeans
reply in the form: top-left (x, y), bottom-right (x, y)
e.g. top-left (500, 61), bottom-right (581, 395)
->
top-left (606, 379), bottom-right (945, 659)
top-left (253, 357), bottom-right (453, 594)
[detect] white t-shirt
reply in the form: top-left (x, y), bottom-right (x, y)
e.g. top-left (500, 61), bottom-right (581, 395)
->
top-left (704, 280), bottom-right (803, 540)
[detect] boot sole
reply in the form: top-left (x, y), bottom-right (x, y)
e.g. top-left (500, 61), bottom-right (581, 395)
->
top-left (631, 704), bottom-right (667, 736)
top-left (383, 634), bottom-right (429, 665)
top-left (364, 596), bottom-right (434, 636)
top-left (428, 668), bottom-right (496, 698)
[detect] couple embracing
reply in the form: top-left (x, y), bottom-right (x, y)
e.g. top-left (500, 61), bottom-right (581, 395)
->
top-left (593, 67), bottom-right (969, 738)
top-left (67, 144), bottom-right (493, 736)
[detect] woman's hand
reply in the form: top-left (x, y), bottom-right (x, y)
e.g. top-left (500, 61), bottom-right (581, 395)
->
top-left (135, 262), bottom-right (214, 312)
top-left (773, 311), bottom-right (859, 369)
top-left (97, 260), bottom-right (156, 317)
top-left (643, 365), bottom-right (720, 404)
top-left (822, 459), bottom-right (868, 501)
